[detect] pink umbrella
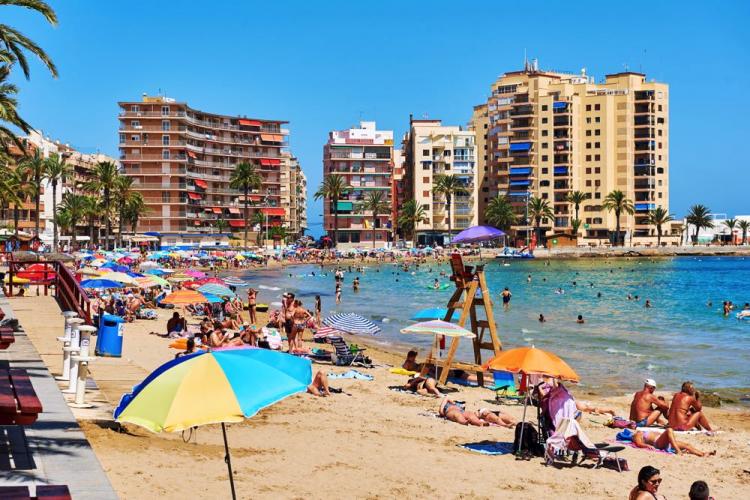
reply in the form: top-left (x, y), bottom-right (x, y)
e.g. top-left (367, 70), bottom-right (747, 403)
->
top-left (118, 256), bottom-right (135, 264)
top-left (185, 269), bottom-right (207, 279)
top-left (197, 277), bottom-right (226, 285)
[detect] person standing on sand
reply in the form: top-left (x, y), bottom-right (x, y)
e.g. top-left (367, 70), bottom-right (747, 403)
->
top-left (247, 288), bottom-right (257, 324)
top-left (501, 287), bottom-right (512, 310)
top-left (630, 379), bottom-right (669, 427)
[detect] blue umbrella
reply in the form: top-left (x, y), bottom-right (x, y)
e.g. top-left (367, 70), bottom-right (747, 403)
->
top-left (100, 262), bottom-right (118, 269)
top-left (198, 284), bottom-right (236, 298)
top-left (202, 292), bottom-right (224, 304)
top-left (144, 269), bottom-right (166, 276)
top-left (80, 279), bottom-right (125, 289)
top-left (411, 308), bottom-right (458, 321)
top-left (323, 313), bottom-right (381, 335)
top-left (452, 225), bottom-right (506, 244)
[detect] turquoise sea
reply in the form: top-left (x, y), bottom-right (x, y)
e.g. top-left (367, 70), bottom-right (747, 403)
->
top-left (234, 257), bottom-right (750, 404)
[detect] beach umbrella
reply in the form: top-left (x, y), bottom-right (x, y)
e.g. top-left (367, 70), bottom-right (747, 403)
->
top-left (139, 261), bottom-right (159, 270)
top-left (114, 348), bottom-right (312, 499)
top-left (185, 269), bottom-right (207, 279)
top-left (312, 325), bottom-right (342, 340)
top-left (323, 313), bottom-right (381, 335)
top-left (410, 308), bottom-right (458, 322)
top-left (98, 272), bottom-right (137, 284)
top-left (197, 277), bottom-right (226, 286)
top-left (80, 279), bottom-right (125, 289)
top-left (161, 289), bottom-right (208, 305)
top-left (400, 320), bottom-right (474, 379)
top-left (198, 284), bottom-right (236, 298)
top-left (77, 268), bottom-right (104, 277)
top-left (202, 293), bottom-right (225, 304)
top-left (168, 275), bottom-right (193, 283)
top-left (452, 225), bottom-right (506, 244)
top-left (3, 275), bottom-right (30, 284)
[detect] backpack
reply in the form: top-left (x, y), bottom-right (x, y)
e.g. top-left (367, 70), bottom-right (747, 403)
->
top-left (512, 422), bottom-right (544, 456)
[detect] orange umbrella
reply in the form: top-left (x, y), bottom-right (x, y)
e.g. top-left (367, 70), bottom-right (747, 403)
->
top-left (161, 289), bottom-right (208, 305)
top-left (483, 345), bottom-right (579, 382)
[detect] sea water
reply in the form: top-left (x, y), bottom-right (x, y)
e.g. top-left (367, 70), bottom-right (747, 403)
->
top-left (233, 257), bottom-right (750, 403)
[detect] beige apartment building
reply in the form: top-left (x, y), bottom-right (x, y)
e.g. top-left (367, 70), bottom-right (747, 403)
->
top-left (118, 95), bottom-right (293, 243)
top-left (322, 121), bottom-right (394, 248)
top-left (401, 118), bottom-right (478, 246)
top-left (480, 62), bottom-right (669, 244)
top-left (279, 153), bottom-right (307, 238)
top-left (467, 104), bottom-right (490, 225)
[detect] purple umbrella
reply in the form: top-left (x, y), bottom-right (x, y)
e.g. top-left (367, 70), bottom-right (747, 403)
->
top-left (452, 225), bottom-right (506, 244)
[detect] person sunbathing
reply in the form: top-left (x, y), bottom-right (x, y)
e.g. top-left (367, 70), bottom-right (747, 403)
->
top-left (438, 398), bottom-right (515, 428)
top-left (668, 381), bottom-right (714, 432)
top-left (209, 328), bottom-right (235, 348)
top-left (632, 428), bottom-right (715, 457)
top-left (403, 376), bottom-right (441, 397)
top-left (307, 371), bottom-right (332, 397)
top-left (575, 401), bottom-right (616, 418)
top-left (218, 314), bottom-right (242, 331)
top-left (166, 312), bottom-right (187, 336)
top-left (630, 379), bottom-right (669, 427)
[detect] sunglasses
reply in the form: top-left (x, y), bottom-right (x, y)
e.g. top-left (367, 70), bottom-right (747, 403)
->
top-left (648, 479), bottom-right (662, 486)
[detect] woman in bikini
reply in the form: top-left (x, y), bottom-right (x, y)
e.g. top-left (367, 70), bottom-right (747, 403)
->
top-left (403, 376), bottom-right (441, 397)
top-left (438, 398), bottom-right (515, 428)
top-left (291, 299), bottom-right (311, 352)
top-left (632, 428), bottom-right (714, 457)
top-left (247, 288), bottom-right (257, 324)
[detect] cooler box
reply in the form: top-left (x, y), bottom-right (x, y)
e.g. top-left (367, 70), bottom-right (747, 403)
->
top-left (96, 314), bottom-right (125, 357)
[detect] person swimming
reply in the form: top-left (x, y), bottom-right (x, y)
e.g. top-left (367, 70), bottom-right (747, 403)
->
top-left (538, 314), bottom-right (546, 323)
top-left (576, 314), bottom-right (585, 324)
top-left (433, 278), bottom-right (440, 290)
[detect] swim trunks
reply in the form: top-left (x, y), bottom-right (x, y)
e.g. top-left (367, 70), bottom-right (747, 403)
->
top-left (635, 418), bottom-right (649, 427)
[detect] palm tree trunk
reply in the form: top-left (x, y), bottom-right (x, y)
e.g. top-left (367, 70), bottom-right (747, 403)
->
top-left (657, 226), bottom-right (662, 246)
top-left (615, 210), bottom-right (621, 246)
top-left (372, 212), bottom-right (376, 249)
top-left (117, 201), bottom-right (124, 248)
top-left (34, 175), bottom-right (40, 236)
top-left (88, 218), bottom-right (95, 247)
top-left (446, 194), bottom-right (452, 246)
top-left (243, 187), bottom-right (249, 248)
top-left (52, 182), bottom-right (58, 251)
top-left (332, 197), bottom-right (338, 249)
top-left (104, 191), bottom-right (111, 251)
top-left (13, 205), bottom-right (19, 237)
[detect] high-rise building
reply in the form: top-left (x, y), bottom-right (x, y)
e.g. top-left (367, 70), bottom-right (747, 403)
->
top-left (467, 104), bottom-right (490, 224)
top-left (117, 95), bottom-right (290, 240)
top-left (279, 153), bottom-right (307, 239)
top-left (401, 118), bottom-right (478, 246)
top-left (322, 121), bottom-right (393, 248)
top-left (480, 62), bottom-right (669, 244)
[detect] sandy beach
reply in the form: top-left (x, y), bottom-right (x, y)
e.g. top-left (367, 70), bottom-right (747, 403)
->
top-left (7, 294), bottom-right (750, 499)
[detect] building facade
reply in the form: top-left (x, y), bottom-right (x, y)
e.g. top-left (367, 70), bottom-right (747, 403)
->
top-left (279, 153), bottom-right (307, 239)
top-left (480, 62), bottom-right (669, 244)
top-left (118, 95), bottom-right (291, 240)
top-left (401, 118), bottom-right (478, 246)
top-left (322, 121), bottom-right (394, 248)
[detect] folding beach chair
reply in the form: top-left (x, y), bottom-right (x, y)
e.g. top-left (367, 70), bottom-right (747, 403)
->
top-left (491, 371), bottom-right (525, 404)
top-left (328, 336), bottom-right (371, 367)
top-left (544, 418), bottom-right (627, 472)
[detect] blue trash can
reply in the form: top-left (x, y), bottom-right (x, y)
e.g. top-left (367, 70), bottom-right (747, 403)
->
top-left (96, 313), bottom-right (125, 357)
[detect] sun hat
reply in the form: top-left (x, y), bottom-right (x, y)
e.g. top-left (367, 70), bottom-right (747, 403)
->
top-left (644, 378), bottom-right (656, 388)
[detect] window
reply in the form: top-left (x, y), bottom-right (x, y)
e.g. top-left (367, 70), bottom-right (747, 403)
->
top-left (586, 180), bottom-right (592, 187)
top-left (162, 120), bottom-right (170, 131)
top-left (131, 120), bottom-right (140, 128)
top-left (658, 105), bottom-right (663, 111)
top-left (586, 155), bottom-right (592, 161)
top-left (162, 150), bottom-right (170, 160)
top-left (658, 130), bottom-right (663, 136)
top-left (586, 130), bottom-right (592, 136)
top-left (586, 143), bottom-right (592, 149)
top-left (542, 193), bottom-right (548, 199)
top-left (586, 218), bottom-right (592, 224)
top-left (595, 129), bottom-right (601, 136)
top-left (586, 117), bottom-right (592, 124)
top-left (658, 192), bottom-right (663, 198)
top-left (542, 118), bottom-right (548, 124)
top-left (119, 133), bottom-right (125, 143)
top-left (586, 104), bottom-right (592, 111)
top-left (131, 135), bottom-right (140, 141)
top-left (594, 154), bottom-right (601, 161)
top-left (541, 155), bottom-right (548, 161)
top-left (542, 105), bottom-right (548, 111)
top-left (444, 150), bottom-right (451, 157)
top-left (657, 167), bottom-right (664, 174)
top-left (595, 142), bottom-right (600, 148)
top-left (422, 204), bottom-right (430, 210)
top-left (541, 167), bottom-right (548, 174)
top-left (422, 177), bottom-right (430, 183)
top-left (131, 105), bottom-right (139, 112)
top-left (350, 233), bottom-right (360, 243)
top-left (594, 192), bottom-right (601, 199)
top-left (423, 191), bottom-right (430, 197)
top-left (595, 167), bottom-right (601, 174)
top-left (162, 135), bottom-right (170, 146)
top-left (541, 130), bottom-right (548, 136)
top-left (658, 180), bottom-right (663, 186)
top-left (593, 217), bottom-right (603, 224)
top-left (540, 180), bottom-right (550, 187)
top-left (422, 163), bottom-right (430, 170)
top-left (594, 104), bottom-right (601, 111)
top-left (585, 168), bottom-right (592, 174)
top-left (595, 117), bottom-right (601, 123)
top-left (161, 106), bottom-right (170, 116)
top-left (423, 149), bottom-right (429, 156)
top-left (594, 180), bottom-right (601, 187)
top-left (658, 142), bottom-right (662, 148)
top-left (542, 143), bottom-right (548, 149)
top-left (162, 192), bottom-right (171, 202)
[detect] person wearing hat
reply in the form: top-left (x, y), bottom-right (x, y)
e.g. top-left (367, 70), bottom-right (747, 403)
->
top-left (629, 378), bottom-right (669, 427)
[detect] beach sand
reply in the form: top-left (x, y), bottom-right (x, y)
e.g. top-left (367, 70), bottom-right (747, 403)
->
top-left (8, 294), bottom-right (750, 499)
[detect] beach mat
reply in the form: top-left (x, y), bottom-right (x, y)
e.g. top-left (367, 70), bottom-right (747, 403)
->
top-left (458, 441), bottom-right (514, 455)
top-left (615, 441), bottom-right (674, 455)
top-left (328, 369), bottom-right (373, 381)
top-left (638, 426), bottom-right (719, 436)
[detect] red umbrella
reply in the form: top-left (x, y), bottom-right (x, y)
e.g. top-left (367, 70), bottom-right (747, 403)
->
top-left (16, 263), bottom-right (56, 281)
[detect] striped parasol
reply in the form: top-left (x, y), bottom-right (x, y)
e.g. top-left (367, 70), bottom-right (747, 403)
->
top-left (198, 284), bottom-right (236, 298)
top-left (313, 326), bottom-right (342, 340)
top-left (323, 313), bottom-right (381, 335)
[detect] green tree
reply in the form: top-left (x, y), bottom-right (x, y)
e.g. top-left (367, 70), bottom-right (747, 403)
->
top-left (397, 199), bottom-right (427, 244)
top-left (723, 218), bottom-right (737, 245)
top-left (571, 218), bottom-right (582, 237)
top-left (268, 225), bottom-right (287, 248)
top-left (0, 0), bottom-right (58, 79)
top-left (528, 196), bottom-right (553, 246)
top-left (59, 192), bottom-right (86, 249)
top-left (738, 220), bottom-right (749, 246)
top-left (17, 146), bottom-right (45, 234)
top-left (0, 65), bottom-right (31, 151)
top-left (363, 191), bottom-right (388, 248)
top-left (81, 194), bottom-right (101, 246)
top-left (646, 207), bottom-right (674, 247)
top-left (84, 161), bottom-right (119, 250)
top-left (434, 174), bottom-right (468, 245)
top-left (7, 167), bottom-right (32, 236)
top-left (566, 190), bottom-right (590, 232)
top-left (43, 152), bottom-right (70, 251)
top-left (53, 206), bottom-right (71, 245)
top-left (214, 218), bottom-right (228, 234)
top-left (484, 195), bottom-right (517, 231)
top-left (228, 161), bottom-right (262, 249)
top-left (122, 191), bottom-right (147, 234)
top-left (251, 210), bottom-right (265, 246)
top-left (313, 174), bottom-right (346, 248)
top-left (602, 190), bottom-right (635, 247)
top-left (0, 161), bottom-right (20, 232)
top-left (113, 175), bottom-right (134, 248)
top-left (685, 204), bottom-right (713, 245)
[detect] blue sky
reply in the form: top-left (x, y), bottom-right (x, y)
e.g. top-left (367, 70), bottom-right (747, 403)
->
top-left (6, 0), bottom-right (750, 235)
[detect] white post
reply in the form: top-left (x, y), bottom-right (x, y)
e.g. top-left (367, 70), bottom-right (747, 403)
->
top-left (70, 325), bottom-right (97, 408)
top-left (55, 313), bottom-right (81, 382)
top-left (62, 320), bottom-right (84, 393)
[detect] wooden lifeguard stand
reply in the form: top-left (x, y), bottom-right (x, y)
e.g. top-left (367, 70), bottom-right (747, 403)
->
top-left (420, 254), bottom-right (502, 385)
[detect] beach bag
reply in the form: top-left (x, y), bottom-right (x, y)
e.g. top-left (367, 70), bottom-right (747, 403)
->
top-left (512, 422), bottom-right (543, 456)
top-left (609, 417), bottom-right (636, 430)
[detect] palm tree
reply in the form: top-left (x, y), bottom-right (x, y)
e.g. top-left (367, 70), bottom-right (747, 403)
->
top-left (43, 152), bottom-right (70, 251)
top-left (434, 174), bottom-right (468, 245)
top-left (363, 191), bottom-right (388, 248)
top-left (81, 194), bottom-right (101, 247)
top-left (84, 161), bottom-right (118, 250)
top-left (0, 161), bottom-right (20, 232)
top-left (313, 174), bottom-right (346, 248)
top-left (113, 175), bottom-right (134, 248)
top-left (527, 196), bottom-right (554, 246)
top-left (723, 218), bottom-right (737, 245)
top-left (53, 207), bottom-right (71, 246)
top-left (228, 162), bottom-right (262, 249)
top-left (17, 147), bottom-right (45, 235)
top-left (566, 190), bottom-right (590, 232)
top-left (484, 195), bottom-right (517, 231)
top-left (214, 218), bottom-right (228, 234)
top-left (602, 190), bottom-right (635, 247)
top-left (738, 220), bottom-right (750, 246)
top-left (0, 65), bottom-right (31, 151)
top-left (646, 207), bottom-right (674, 247)
top-left (268, 226), bottom-right (287, 248)
top-left (397, 199), bottom-right (428, 244)
top-left (122, 192), bottom-right (147, 234)
top-left (685, 204), bottom-right (713, 245)
top-left (7, 167), bottom-right (32, 236)
top-left (249, 211), bottom-right (264, 245)
top-left (0, 0), bottom-right (58, 79)
top-left (59, 192), bottom-right (86, 249)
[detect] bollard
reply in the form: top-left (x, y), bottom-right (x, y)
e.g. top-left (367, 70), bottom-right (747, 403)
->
top-left (70, 325), bottom-right (98, 409)
top-left (62, 321), bottom-right (84, 394)
top-left (56, 315), bottom-right (82, 382)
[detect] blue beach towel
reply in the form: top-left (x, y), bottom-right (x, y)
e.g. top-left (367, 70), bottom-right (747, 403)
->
top-left (328, 369), bottom-right (373, 381)
top-left (458, 441), bottom-right (514, 455)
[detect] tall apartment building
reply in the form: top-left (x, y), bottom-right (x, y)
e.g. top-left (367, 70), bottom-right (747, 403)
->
top-left (322, 121), bottom-right (393, 248)
top-left (279, 153), bottom-right (307, 238)
top-left (401, 118), bottom-right (478, 246)
top-left (391, 148), bottom-right (406, 240)
top-left (467, 104), bottom-right (490, 224)
top-left (481, 62), bottom-right (669, 243)
top-left (118, 96), bottom-right (290, 239)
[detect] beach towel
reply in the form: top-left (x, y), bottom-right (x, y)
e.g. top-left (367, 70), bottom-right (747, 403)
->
top-left (328, 369), bottom-right (373, 381)
top-left (615, 440), bottom-right (674, 455)
top-left (388, 386), bottom-right (430, 397)
top-left (547, 383), bottom-right (578, 430)
top-left (638, 426), bottom-right (719, 436)
top-left (458, 441), bottom-right (514, 456)
top-left (389, 367), bottom-right (419, 376)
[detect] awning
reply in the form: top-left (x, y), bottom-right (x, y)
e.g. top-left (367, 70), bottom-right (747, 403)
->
top-left (194, 179), bottom-right (208, 189)
top-left (509, 167), bottom-right (531, 176)
top-left (260, 158), bottom-right (281, 167)
top-left (187, 192), bottom-right (202, 200)
top-left (238, 119), bottom-right (261, 127)
top-left (193, 220), bottom-right (201, 226)
top-left (212, 207), bottom-right (222, 214)
top-left (554, 166), bottom-right (569, 175)
top-left (509, 142), bottom-right (532, 152)
top-left (261, 207), bottom-right (285, 216)
top-left (187, 151), bottom-right (197, 159)
top-left (510, 180), bottom-right (531, 186)
top-left (635, 203), bottom-right (655, 211)
top-left (204, 207), bottom-right (213, 212)
top-left (553, 101), bottom-right (568, 110)
top-left (260, 134), bottom-right (277, 142)
top-left (228, 219), bottom-right (245, 228)
top-left (336, 201), bottom-right (353, 211)
top-left (228, 207), bottom-right (240, 215)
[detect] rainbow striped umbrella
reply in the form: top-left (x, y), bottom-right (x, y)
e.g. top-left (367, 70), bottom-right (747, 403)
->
top-left (114, 348), bottom-right (311, 499)
top-left (400, 320), bottom-right (475, 338)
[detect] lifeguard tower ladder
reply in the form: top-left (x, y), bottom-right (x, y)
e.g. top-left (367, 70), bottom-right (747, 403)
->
top-left (420, 254), bottom-right (502, 385)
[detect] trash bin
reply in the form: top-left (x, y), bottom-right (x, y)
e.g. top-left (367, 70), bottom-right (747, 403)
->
top-left (95, 314), bottom-right (125, 357)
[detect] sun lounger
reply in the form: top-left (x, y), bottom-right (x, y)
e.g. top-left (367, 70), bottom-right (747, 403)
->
top-left (328, 336), bottom-right (371, 367)
top-left (545, 418), bottom-right (627, 472)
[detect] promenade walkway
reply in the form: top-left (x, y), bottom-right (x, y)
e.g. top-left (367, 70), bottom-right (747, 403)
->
top-left (0, 294), bottom-right (118, 499)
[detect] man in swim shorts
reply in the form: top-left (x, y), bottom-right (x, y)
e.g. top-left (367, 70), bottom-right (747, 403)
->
top-left (501, 287), bottom-right (512, 310)
top-left (630, 379), bottom-right (669, 427)
top-left (668, 381), bottom-right (714, 432)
